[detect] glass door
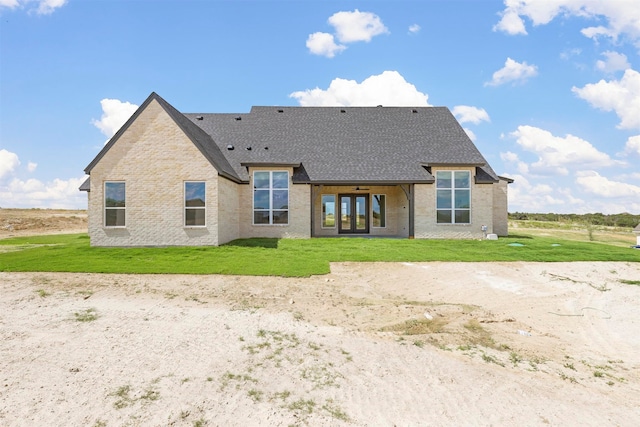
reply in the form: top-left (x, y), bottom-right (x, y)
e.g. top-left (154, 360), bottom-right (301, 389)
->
top-left (339, 194), bottom-right (369, 233)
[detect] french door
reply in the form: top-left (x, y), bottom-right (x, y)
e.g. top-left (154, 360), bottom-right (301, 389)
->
top-left (339, 194), bottom-right (369, 234)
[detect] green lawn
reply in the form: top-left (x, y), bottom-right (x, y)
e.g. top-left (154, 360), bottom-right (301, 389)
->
top-left (0, 233), bottom-right (638, 277)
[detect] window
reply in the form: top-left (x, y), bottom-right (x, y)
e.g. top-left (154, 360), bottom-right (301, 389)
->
top-left (436, 171), bottom-right (470, 224)
top-left (253, 171), bottom-right (289, 225)
top-left (321, 195), bottom-right (335, 228)
top-left (185, 181), bottom-right (206, 226)
top-left (104, 181), bottom-right (125, 227)
top-left (372, 194), bottom-right (386, 228)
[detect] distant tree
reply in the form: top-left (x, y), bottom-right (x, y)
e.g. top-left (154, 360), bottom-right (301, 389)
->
top-left (509, 212), bottom-right (640, 228)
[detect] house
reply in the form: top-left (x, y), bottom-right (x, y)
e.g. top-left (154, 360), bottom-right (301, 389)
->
top-left (634, 224), bottom-right (640, 246)
top-left (80, 92), bottom-right (512, 246)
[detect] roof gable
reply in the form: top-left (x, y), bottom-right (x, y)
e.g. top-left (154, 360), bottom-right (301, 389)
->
top-left (84, 92), bottom-right (240, 182)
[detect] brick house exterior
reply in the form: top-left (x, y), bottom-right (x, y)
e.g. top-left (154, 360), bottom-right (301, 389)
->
top-left (80, 92), bottom-right (512, 246)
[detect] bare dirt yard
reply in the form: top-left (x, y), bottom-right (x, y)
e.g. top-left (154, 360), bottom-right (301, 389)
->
top-left (1, 210), bottom-right (639, 426)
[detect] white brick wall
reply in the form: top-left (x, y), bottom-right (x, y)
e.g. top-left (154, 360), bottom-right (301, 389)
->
top-left (217, 176), bottom-right (240, 245)
top-left (492, 178), bottom-right (510, 236)
top-left (414, 167), bottom-right (494, 239)
top-left (88, 99), bottom-right (221, 246)
top-left (237, 167), bottom-right (311, 239)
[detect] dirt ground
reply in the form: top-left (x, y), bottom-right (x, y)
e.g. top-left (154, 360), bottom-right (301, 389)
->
top-left (0, 209), bottom-right (87, 238)
top-left (1, 210), bottom-right (639, 426)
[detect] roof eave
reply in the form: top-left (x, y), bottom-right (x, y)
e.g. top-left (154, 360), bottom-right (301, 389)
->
top-left (240, 162), bottom-right (302, 168)
top-left (421, 162), bottom-right (486, 168)
top-left (303, 179), bottom-right (435, 185)
top-left (79, 177), bottom-right (90, 192)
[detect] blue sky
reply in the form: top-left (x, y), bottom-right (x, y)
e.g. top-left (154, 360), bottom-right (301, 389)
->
top-left (1, 0), bottom-right (639, 214)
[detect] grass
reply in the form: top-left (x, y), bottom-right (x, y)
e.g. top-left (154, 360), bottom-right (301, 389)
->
top-left (463, 319), bottom-right (496, 348)
top-left (36, 289), bottom-right (50, 298)
top-left (321, 399), bottom-right (350, 422)
top-left (382, 317), bottom-right (448, 335)
top-left (1, 232), bottom-right (637, 276)
top-left (287, 398), bottom-right (316, 414)
top-left (301, 364), bottom-right (342, 389)
top-left (509, 220), bottom-right (636, 247)
top-left (74, 308), bottom-right (98, 322)
top-left (509, 352), bottom-right (522, 366)
top-left (247, 388), bottom-right (263, 402)
top-left (109, 383), bottom-right (160, 409)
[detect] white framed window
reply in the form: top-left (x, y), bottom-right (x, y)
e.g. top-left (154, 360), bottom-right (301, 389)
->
top-left (104, 181), bottom-right (125, 227)
top-left (253, 171), bottom-right (289, 225)
top-left (185, 181), bottom-right (206, 227)
top-left (372, 194), bottom-right (386, 228)
top-left (321, 194), bottom-right (336, 228)
top-left (436, 171), bottom-right (470, 224)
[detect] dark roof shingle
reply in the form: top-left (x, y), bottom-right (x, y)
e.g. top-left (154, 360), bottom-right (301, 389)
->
top-left (84, 92), bottom-right (499, 185)
top-left (184, 105), bottom-right (497, 183)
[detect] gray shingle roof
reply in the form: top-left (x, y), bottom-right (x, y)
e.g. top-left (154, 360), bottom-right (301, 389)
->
top-left (184, 106), bottom-right (498, 184)
top-left (83, 92), bottom-right (500, 186)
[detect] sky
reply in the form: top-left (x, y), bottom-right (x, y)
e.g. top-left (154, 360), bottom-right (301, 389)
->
top-left (1, 0), bottom-right (639, 214)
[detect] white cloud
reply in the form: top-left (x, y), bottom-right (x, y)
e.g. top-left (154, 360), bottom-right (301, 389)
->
top-left (328, 9), bottom-right (389, 43)
top-left (0, 150), bottom-right (86, 208)
top-left (91, 98), bottom-right (139, 138)
top-left (290, 70), bottom-right (430, 107)
top-left (0, 0), bottom-right (67, 14)
top-left (0, 176), bottom-right (87, 209)
top-left (493, 0), bottom-right (640, 45)
top-left (306, 32), bottom-right (346, 58)
top-left (452, 105), bottom-right (490, 125)
top-left (463, 128), bottom-right (476, 141)
top-left (500, 151), bottom-right (529, 174)
top-left (576, 171), bottom-right (640, 198)
top-left (0, 149), bottom-right (20, 179)
top-left (596, 51), bottom-right (630, 74)
top-left (505, 170), bottom-right (640, 215)
top-left (623, 135), bottom-right (640, 156)
top-left (307, 9), bottom-right (388, 57)
top-left (506, 174), bottom-right (582, 213)
top-left (559, 47), bottom-right (582, 61)
top-left (572, 69), bottom-right (640, 130)
top-left (510, 125), bottom-right (617, 176)
top-left (485, 57), bottom-right (538, 87)
top-left (0, 0), bottom-right (20, 8)
top-left (36, 0), bottom-right (65, 14)
top-left (408, 24), bottom-right (421, 34)
top-left (493, 9), bottom-right (527, 35)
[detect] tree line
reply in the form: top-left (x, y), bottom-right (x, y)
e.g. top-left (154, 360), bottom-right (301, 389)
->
top-left (508, 212), bottom-right (640, 228)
